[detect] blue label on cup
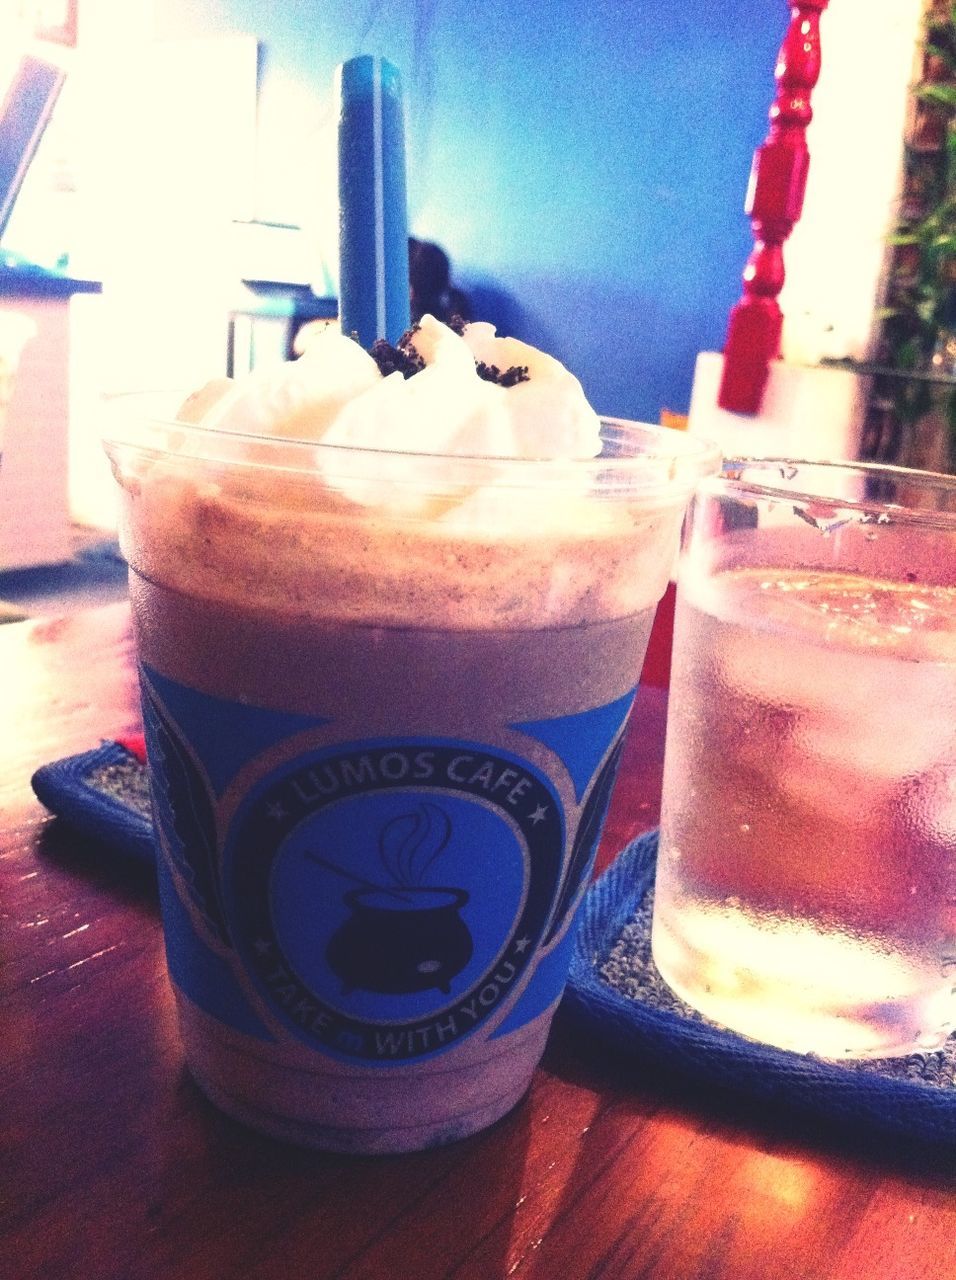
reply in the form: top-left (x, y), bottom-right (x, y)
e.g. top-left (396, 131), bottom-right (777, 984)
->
top-left (141, 664), bottom-right (633, 1065)
top-left (227, 741), bottom-right (563, 1062)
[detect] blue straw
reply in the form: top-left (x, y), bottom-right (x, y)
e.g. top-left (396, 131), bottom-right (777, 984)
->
top-left (336, 56), bottom-right (411, 348)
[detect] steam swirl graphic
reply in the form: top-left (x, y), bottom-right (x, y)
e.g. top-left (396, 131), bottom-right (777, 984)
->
top-left (307, 801), bottom-right (453, 895)
top-left (378, 802), bottom-right (452, 888)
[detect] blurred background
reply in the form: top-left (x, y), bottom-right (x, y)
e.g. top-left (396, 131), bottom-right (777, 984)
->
top-left (0, 0), bottom-right (933, 590)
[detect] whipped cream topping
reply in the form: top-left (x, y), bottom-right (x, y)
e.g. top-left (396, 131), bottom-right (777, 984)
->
top-left (109, 319), bottom-right (711, 630)
top-left (182, 315), bottom-right (602, 462)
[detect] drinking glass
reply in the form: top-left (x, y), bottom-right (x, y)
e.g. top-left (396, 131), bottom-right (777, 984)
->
top-left (653, 458), bottom-right (956, 1058)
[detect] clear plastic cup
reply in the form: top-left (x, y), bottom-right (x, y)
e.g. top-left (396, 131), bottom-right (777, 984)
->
top-left (653, 458), bottom-right (956, 1059)
top-left (105, 402), bottom-right (717, 1151)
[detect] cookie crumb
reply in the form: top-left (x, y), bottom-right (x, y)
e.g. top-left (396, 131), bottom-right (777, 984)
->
top-left (366, 323), bottom-right (529, 387)
top-left (370, 338), bottom-right (425, 379)
top-left (476, 362), bottom-right (530, 388)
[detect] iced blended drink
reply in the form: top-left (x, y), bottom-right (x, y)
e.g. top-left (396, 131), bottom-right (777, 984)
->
top-left (653, 459), bottom-right (956, 1059)
top-left (106, 317), bottom-right (716, 1151)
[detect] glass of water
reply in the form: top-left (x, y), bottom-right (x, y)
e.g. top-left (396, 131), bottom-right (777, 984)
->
top-left (652, 458), bottom-right (956, 1059)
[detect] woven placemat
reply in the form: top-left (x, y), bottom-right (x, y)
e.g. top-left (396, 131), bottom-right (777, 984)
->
top-left (31, 741), bottom-right (155, 864)
top-left (563, 830), bottom-right (956, 1146)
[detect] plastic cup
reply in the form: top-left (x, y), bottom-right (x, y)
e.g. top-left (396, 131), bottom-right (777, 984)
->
top-left (105, 403), bottom-right (717, 1152)
top-left (652, 458), bottom-right (956, 1059)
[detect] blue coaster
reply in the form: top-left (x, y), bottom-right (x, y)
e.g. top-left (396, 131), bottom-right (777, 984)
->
top-left (31, 741), bottom-right (155, 866)
top-left (564, 830), bottom-right (956, 1146)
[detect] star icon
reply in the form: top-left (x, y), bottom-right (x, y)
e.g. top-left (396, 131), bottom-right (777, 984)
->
top-left (528, 804), bottom-right (549, 825)
top-left (267, 801), bottom-right (288, 822)
top-left (254, 938), bottom-right (272, 956)
top-left (514, 936), bottom-right (532, 955)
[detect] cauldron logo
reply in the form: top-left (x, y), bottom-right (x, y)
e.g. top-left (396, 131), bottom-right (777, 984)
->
top-left (310, 802), bottom-right (473, 996)
top-left (226, 740), bottom-right (564, 1061)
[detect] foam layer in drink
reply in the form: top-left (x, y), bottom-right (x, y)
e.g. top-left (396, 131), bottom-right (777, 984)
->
top-left (117, 454), bottom-right (683, 633)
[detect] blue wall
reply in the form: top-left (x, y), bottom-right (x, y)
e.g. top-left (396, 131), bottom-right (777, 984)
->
top-left (156, 0), bottom-right (781, 422)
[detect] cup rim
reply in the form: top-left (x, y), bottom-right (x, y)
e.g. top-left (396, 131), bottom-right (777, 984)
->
top-left (102, 392), bottom-right (721, 499)
top-left (711, 456), bottom-right (956, 527)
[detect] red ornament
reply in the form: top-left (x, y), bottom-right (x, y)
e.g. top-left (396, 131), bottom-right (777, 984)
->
top-left (718, 1), bottom-right (829, 414)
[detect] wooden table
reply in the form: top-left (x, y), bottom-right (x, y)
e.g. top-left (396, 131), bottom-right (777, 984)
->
top-left (2, 604), bottom-right (954, 1280)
